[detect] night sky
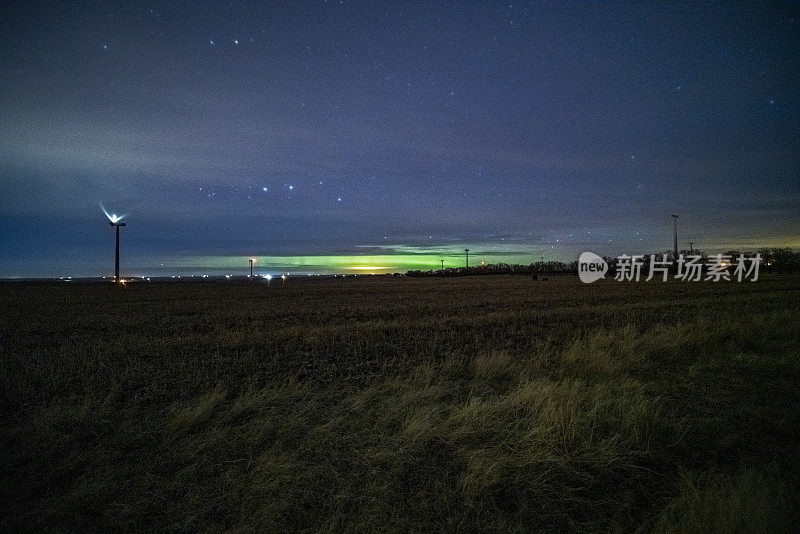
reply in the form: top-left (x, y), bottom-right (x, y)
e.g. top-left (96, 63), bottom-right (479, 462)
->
top-left (1, 2), bottom-right (798, 277)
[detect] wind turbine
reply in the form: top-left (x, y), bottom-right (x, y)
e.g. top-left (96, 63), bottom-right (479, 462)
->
top-left (101, 204), bottom-right (127, 282)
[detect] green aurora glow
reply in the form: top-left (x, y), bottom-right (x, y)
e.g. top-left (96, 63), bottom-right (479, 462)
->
top-left (182, 251), bottom-right (540, 274)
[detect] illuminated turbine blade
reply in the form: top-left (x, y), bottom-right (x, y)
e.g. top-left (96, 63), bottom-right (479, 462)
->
top-left (100, 202), bottom-right (126, 224)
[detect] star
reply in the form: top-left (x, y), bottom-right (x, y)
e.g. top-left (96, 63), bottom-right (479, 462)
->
top-left (262, 187), bottom-right (268, 192)
top-left (288, 185), bottom-right (294, 190)
top-left (234, 39), bottom-right (239, 45)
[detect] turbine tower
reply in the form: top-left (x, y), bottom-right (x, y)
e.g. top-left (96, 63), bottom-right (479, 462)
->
top-left (112, 220), bottom-right (126, 282)
top-left (101, 205), bottom-right (126, 282)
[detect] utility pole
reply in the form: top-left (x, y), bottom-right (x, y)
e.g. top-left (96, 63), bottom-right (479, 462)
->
top-left (249, 258), bottom-right (254, 278)
top-left (440, 259), bottom-right (444, 271)
top-left (465, 249), bottom-right (470, 269)
top-left (671, 214), bottom-right (679, 260)
top-left (689, 242), bottom-right (694, 254)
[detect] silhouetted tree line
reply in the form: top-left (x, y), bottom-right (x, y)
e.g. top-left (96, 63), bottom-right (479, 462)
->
top-left (406, 261), bottom-right (577, 277)
top-left (756, 247), bottom-right (800, 273)
top-left (658, 247), bottom-right (800, 273)
top-left (405, 247), bottom-right (800, 277)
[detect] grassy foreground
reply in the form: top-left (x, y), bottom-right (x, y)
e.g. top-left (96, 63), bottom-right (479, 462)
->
top-left (1, 275), bottom-right (799, 532)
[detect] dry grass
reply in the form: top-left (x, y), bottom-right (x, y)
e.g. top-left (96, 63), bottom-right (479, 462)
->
top-left (655, 466), bottom-right (793, 533)
top-left (1, 275), bottom-right (799, 531)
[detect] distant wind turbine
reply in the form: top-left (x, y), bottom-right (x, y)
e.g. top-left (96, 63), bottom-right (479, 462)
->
top-left (101, 204), bottom-right (127, 282)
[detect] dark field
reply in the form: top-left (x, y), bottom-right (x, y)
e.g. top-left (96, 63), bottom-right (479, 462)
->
top-left (1, 276), bottom-right (799, 532)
